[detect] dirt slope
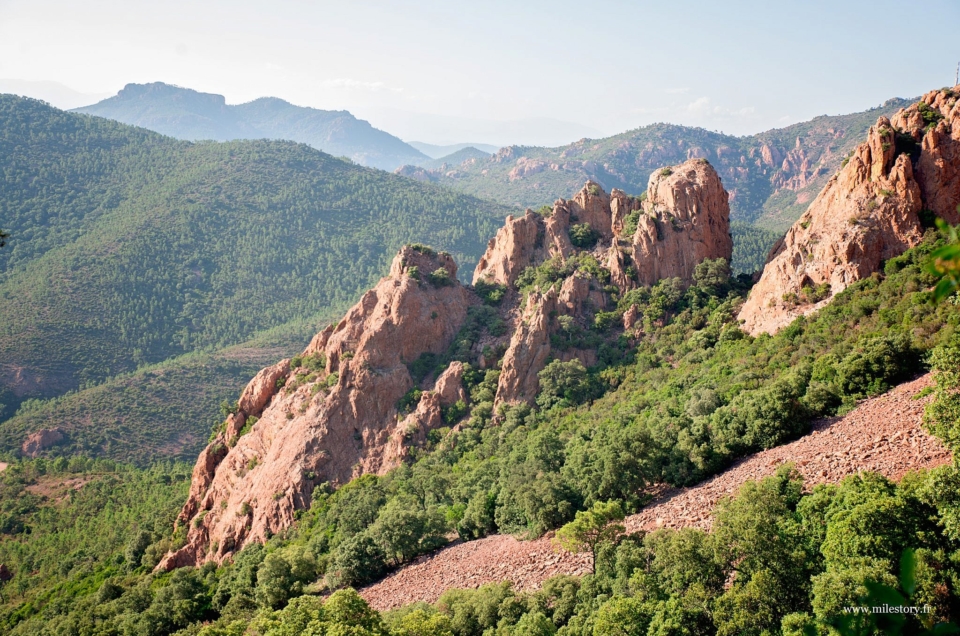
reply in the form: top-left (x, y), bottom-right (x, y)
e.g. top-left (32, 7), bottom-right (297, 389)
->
top-left (361, 374), bottom-right (950, 611)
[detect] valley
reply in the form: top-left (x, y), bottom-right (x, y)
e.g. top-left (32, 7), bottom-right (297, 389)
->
top-left (0, 78), bottom-right (958, 636)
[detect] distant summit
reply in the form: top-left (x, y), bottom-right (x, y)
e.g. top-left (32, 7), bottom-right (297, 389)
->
top-left (74, 82), bottom-right (430, 170)
top-left (408, 141), bottom-right (501, 158)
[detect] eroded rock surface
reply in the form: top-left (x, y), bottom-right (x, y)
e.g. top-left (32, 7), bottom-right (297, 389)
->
top-left (161, 247), bottom-right (474, 568)
top-left (21, 428), bottom-right (65, 457)
top-left (167, 165), bottom-right (735, 565)
top-left (631, 159), bottom-right (734, 286)
top-left (740, 87), bottom-right (960, 335)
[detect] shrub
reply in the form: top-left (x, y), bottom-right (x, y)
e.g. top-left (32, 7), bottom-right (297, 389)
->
top-left (327, 532), bottom-right (388, 588)
top-left (409, 243), bottom-right (437, 256)
top-left (569, 223), bottom-right (600, 249)
top-left (834, 334), bottom-right (917, 400)
top-left (621, 210), bottom-right (642, 237)
top-left (474, 279), bottom-right (507, 305)
top-left (429, 267), bottom-right (454, 287)
top-left (371, 499), bottom-right (449, 566)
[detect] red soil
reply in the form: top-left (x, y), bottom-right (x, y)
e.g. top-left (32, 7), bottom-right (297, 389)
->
top-left (361, 374), bottom-right (951, 611)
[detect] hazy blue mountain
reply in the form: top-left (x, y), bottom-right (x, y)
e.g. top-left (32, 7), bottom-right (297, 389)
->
top-left (73, 82), bottom-right (431, 170)
top-left (409, 141), bottom-right (501, 158)
top-left (424, 146), bottom-right (492, 170)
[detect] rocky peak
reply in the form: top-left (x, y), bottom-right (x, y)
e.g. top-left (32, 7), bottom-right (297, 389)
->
top-left (160, 246), bottom-right (474, 568)
top-left (572, 181), bottom-right (614, 239)
top-left (166, 162), bottom-right (740, 567)
top-left (630, 158), bottom-right (733, 286)
top-left (478, 166), bottom-right (731, 408)
top-left (738, 87), bottom-right (960, 335)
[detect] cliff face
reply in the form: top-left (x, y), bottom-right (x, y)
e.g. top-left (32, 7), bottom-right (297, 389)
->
top-left (632, 160), bottom-right (734, 286)
top-left (166, 162), bottom-right (733, 567)
top-left (477, 160), bottom-right (732, 408)
top-left (161, 247), bottom-right (474, 568)
top-left (739, 87), bottom-right (960, 335)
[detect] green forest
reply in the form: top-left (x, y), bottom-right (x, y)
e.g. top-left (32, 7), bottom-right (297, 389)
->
top-left (0, 94), bottom-right (780, 464)
top-left (0, 95), bottom-right (511, 455)
top-left (1, 225), bottom-right (958, 635)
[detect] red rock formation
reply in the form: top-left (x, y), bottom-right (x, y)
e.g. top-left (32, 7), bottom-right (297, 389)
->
top-left (896, 88), bottom-right (960, 224)
top-left (474, 169), bottom-right (731, 408)
top-left (167, 165), bottom-right (739, 565)
top-left (495, 289), bottom-right (559, 406)
top-left (631, 159), bottom-right (733, 286)
top-left (21, 428), bottom-right (65, 457)
top-left (161, 247), bottom-right (475, 568)
top-left (473, 212), bottom-right (542, 287)
top-left (739, 87), bottom-right (960, 335)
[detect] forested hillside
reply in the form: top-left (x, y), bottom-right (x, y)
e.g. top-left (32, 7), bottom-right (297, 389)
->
top-left (406, 98), bottom-right (913, 230)
top-left (1, 224), bottom-right (958, 636)
top-left (0, 95), bottom-right (511, 454)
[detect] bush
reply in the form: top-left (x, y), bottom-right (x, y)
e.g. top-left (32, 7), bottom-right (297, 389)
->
top-left (327, 532), bottom-right (388, 588)
top-left (429, 267), bottom-right (454, 287)
top-left (834, 334), bottom-right (917, 399)
top-left (569, 223), bottom-right (600, 249)
top-left (370, 499), bottom-right (449, 566)
top-left (474, 279), bottom-right (507, 305)
top-left (621, 211), bottom-right (642, 237)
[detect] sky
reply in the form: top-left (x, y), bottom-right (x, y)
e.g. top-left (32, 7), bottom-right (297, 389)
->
top-left (1, 0), bottom-right (958, 146)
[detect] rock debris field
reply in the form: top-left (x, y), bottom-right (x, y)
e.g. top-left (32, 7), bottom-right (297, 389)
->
top-left (361, 374), bottom-right (951, 611)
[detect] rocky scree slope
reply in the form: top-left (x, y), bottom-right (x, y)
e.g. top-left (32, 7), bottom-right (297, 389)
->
top-left (360, 374), bottom-right (951, 610)
top-left (164, 158), bottom-right (733, 567)
top-left (739, 86), bottom-right (960, 335)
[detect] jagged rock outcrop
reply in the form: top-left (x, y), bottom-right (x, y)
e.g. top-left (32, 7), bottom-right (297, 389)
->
top-left (631, 159), bottom-right (734, 286)
top-left (481, 167), bottom-right (729, 408)
top-left (495, 289), bottom-right (559, 405)
top-left (472, 182), bottom-right (638, 287)
top-left (161, 247), bottom-right (475, 568)
top-left (167, 164), bottom-right (737, 565)
top-left (739, 87), bottom-right (960, 335)
top-left (473, 213), bottom-right (543, 287)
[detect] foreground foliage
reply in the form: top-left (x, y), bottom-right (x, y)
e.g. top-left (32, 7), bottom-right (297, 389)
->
top-left (4, 225), bottom-right (958, 634)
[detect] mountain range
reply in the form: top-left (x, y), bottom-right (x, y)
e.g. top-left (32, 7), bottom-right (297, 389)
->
top-left (397, 98), bottom-right (915, 231)
top-left (2, 79), bottom-right (960, 636)
top-left (73, 82), bottom-right (432, 171)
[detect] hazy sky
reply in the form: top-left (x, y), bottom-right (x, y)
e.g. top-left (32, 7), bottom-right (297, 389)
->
top-left (1, 0), bottom-right (958, 145)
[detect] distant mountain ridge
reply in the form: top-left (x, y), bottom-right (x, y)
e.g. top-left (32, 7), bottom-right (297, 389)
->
top-left (408, 141), bottom-right (501, 158)
top-left (398, 98), bottom-right (916, 230)
top-left (73, 82), bottom-right (430, 170)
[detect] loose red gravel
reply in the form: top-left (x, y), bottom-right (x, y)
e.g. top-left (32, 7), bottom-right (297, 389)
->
top-left (361, 374), bottom-right (951, 611)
